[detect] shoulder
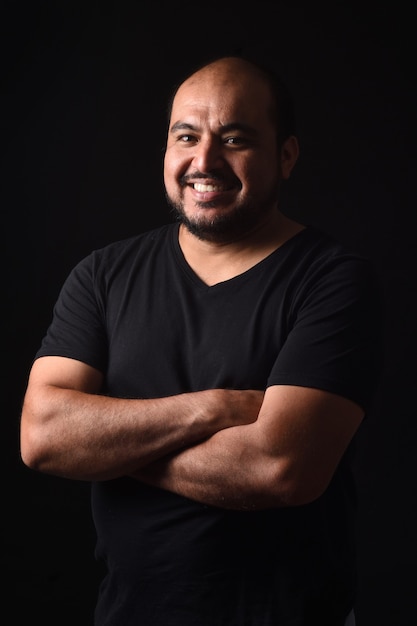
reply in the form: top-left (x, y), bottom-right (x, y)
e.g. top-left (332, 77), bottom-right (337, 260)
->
top-left (281, 227), bottom-right (383, 324)
top-left (291, 227), bottom-right (379, 284)
top-left (94, 223), bottom-right (176, 261)
top-left (57, 224), bottom-right (177, 296)
top-left (291, 226), bottom-right (367, 261)
top-left (72, 224), bottom-right (177, 274)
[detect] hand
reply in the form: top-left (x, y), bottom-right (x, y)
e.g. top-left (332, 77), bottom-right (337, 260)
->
top-left (204, 388), bottom-right (264, 429)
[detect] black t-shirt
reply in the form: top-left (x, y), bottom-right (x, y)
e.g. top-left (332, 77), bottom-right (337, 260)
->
top-left (36, 223), bottom-right (383, 625)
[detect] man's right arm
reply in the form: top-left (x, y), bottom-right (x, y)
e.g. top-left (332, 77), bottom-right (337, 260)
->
top-left (20, 355), bottom-right (263, 481)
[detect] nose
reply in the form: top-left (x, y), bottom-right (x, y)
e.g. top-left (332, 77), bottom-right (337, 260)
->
top-left (192, 136), bottom-right (224, 172)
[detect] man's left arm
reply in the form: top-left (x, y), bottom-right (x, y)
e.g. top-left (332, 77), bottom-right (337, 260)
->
top-left (130, 383), bottom-right (364, 510)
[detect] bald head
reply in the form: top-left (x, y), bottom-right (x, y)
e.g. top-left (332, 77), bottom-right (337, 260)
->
top-left (182, 56), bottom-right (265, 87)
top-left (167, 56), bottom-right (296, 146)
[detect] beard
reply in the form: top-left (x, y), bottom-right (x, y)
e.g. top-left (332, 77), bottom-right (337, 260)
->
top-left (166, 185), bottom-right (280, 244)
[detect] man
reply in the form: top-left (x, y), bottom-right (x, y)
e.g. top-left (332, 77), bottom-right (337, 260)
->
top-left (20, 56), bottom-right (383, 625)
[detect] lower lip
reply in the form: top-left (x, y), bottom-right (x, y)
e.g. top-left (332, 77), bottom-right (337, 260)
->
top-left (191, 187), bottom-right (231, 202)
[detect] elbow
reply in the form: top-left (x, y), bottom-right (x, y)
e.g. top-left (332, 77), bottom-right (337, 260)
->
top-left (265, 461), bottom-right (330, 508)
top-left (20, 420), bottom-right (47, 472)
top-left (20, 402), bottom-right (54, 473)
top-left (278, 483), bottom-right (328, 508)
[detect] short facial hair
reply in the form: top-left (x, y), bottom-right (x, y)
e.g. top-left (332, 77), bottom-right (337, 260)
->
top-left (165, 185), bottom-right (280, 243)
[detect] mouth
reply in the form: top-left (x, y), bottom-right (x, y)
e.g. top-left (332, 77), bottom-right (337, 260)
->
top-left (193, 182), bottom-right (227, 193)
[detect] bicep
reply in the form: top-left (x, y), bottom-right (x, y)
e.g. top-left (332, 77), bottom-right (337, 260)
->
top-left (254, 384), bottom-right (364, 504)
top-left (26, 355), bottom-right (104, 394)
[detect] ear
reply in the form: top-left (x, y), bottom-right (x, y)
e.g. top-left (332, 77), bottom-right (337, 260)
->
top-left (280, 135), bottom-right (299, 180)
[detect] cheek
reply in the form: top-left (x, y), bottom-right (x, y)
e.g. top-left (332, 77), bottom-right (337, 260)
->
top-left (163, 150), bottom-right (187, 185)
top-left (163, 154), bottom-right (177, 193)
top-left (249, 156), bottom-right (280, 186)
top-left (241, 161), bottom-right (273, 191)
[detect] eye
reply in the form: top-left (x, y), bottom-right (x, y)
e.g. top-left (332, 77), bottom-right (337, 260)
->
top-left (178, 134), bottom-right (196, 144)
top-left (224, 135), bottom-right (249, 147)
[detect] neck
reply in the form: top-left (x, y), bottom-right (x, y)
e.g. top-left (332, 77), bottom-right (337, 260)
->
top-left (178, 210), bottom-right (305, 286)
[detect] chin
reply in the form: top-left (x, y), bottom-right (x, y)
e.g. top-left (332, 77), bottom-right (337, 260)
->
top-left (181, 211), bottom-right (259, 243)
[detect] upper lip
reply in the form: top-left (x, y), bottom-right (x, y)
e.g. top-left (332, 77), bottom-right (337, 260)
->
top-left (192, 182), bottom-right (227, 192)
top-left (181, 173), bottom-right (238, 192)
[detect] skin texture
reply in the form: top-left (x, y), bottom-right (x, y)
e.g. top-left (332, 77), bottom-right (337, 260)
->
top-left (20, 57), bottom-right (364, 509)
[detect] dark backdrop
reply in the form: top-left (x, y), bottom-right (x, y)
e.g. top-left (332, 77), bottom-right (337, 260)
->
top-left (3, 2), bottom-right (416, 625)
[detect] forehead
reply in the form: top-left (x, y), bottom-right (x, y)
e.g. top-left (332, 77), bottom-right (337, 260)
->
top-left (170, 64), bottom-right (274, 131)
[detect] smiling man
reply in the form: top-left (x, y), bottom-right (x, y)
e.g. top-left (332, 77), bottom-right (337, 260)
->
top-left (165, 57), bottom-right (300, 244)
top-left (20, 56), bottom-right (383, 625)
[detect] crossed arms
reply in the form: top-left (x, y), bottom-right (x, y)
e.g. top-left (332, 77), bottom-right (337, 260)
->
top-left (20, 355), bottom-right (364, 510)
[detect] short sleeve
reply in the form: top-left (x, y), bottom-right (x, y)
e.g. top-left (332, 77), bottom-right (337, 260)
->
top-left (35, 253), bottom-right (108, 372)
top-left (267, 253), bottom-right (384, 412)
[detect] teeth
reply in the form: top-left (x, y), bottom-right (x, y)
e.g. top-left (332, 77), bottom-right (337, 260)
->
top-left (193, 183), bottom-right (219, 192)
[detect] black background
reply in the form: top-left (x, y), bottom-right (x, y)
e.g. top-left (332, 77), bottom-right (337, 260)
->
top-left (3, 2), bottom-right (416, 625)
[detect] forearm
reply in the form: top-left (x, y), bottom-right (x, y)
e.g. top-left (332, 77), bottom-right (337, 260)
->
top-left (130, 422), bottom-right (284, 511)
top-left (21, 385), bottom-right (263, 481)
top-left (131, 385), bottom-right (364, 511)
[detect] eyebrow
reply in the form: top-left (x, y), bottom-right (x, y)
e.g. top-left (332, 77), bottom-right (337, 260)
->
top-left (169, 121), bottom-right (258, 136)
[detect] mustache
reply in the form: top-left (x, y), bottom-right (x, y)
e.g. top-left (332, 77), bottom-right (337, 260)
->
top-left (180, 171), bottom-right (227, 186)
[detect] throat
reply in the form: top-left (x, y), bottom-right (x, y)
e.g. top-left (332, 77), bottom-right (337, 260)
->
top-left (178, 216), bottom-right (305, 287)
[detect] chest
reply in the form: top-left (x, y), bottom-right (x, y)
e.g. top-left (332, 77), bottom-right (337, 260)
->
top-left (104, 266), bottom-right (294, 397)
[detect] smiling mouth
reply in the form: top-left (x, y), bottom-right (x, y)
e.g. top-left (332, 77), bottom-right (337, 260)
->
top-left (193, 183), bottom-right (227, 192)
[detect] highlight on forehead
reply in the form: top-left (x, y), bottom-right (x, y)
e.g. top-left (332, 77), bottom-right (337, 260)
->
top-left (166, 55), bottom-right (296, 143)
top-left (167, 64), bottom-right (274, 143)
top-left (183, 56), bottom-right (268, 90)
top-left (169, 56), bottom-right (270, 115)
